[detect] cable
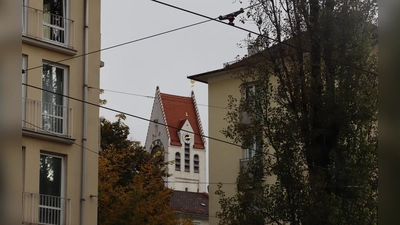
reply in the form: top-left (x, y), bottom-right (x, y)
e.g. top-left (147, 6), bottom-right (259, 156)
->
top-left (150, 0), bottom-right (378, 76)
top-left (164, 180), bottom-right (369, 188)
top-left (23, 82), bottom-right (363, 178)
top-left (23, 0), bottom-right (260, 73)
top-left (22, 120), bottom-right (99, 155)
top-left (88, 86), bottom-right (228, 110)
top-left (24, 19), bottom-right (212, 72)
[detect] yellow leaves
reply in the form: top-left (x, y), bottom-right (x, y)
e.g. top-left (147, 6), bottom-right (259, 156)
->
top-left (99, 144), bottom-right (190, 225)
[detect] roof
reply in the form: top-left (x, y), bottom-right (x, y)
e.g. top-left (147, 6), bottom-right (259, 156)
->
top-left (158, 88), bottom-right (205, 149)
top-left (188, 25), bottom-right (379, 84)
top-left (170, 190), bottom-right (209, 217)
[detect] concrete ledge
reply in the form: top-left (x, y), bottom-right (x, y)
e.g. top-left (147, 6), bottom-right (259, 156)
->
top-left (22, 129), bottom-right (75, 145)
top-left (22, 35), bottom-right (77, 56)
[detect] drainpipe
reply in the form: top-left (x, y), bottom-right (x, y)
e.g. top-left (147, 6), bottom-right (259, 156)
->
top-left (81, 0), bottom-right (89, 225)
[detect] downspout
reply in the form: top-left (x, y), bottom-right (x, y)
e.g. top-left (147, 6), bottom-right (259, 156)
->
top-left (81, 0), bottom-right (89, 225)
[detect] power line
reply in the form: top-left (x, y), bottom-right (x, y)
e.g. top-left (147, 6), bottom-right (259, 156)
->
top-left (23, 83), bottom-right (362, 178)
top-left (22, 120), bottom-right (99, 155)
top-left (24, 2), bottom-right (259, 73)
top-left (150, 0), bottom-right (378, 76)
top-left (164, 180), bottom-right (369, 188)
top-left (24, 19), bottom-right (212, 72)
top-left (88, 86), bottom-right (228, 110)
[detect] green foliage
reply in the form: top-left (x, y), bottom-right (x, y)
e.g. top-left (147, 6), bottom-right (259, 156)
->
top-left (217, 0), bottom-right (378, 224)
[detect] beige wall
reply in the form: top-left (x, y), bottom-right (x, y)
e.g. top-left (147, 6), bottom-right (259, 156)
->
top-left (207, 74), bottom-right (243, 225)
top-left (21, 0), bottom-right (101, 224)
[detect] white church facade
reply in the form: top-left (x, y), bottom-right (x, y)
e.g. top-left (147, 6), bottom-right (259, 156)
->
top-left (145, 87), bottom-right (208, 224)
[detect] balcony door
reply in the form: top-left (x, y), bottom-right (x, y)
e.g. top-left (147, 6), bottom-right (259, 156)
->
top-left (42, 64), bottom-right (68, 135)
top-left (43, 0), bottom-right (66, 44)
top-left (39, 153), bottom-right (65, 225)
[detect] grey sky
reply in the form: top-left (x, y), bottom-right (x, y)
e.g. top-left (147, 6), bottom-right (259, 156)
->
top-left (100, 0), bottom-right (258, 145)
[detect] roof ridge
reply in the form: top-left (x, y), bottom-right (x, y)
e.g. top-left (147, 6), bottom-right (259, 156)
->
top-left (157, 87), bottom-right (170, 140)
top-left (191, 91), bottom-right (206, 146)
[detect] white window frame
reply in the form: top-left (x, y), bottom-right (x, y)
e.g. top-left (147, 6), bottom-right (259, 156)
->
top-left (244, 141), bottom-right (256, 159)
top-left (42, 0), bottom-right (70, 46)
top-left (41, 61), bottom-right (69, 135)
top-left (22, 0), bottom-right (28, 34)
top-left (39, 152), bottom-right (66, 225)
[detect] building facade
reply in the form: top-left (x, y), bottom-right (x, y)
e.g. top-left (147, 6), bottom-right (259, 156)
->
top-left (188, 68), bottom-right (250, 225)
top-left (21, 0), bottom-right (101, 224)
top-left (145, 86), bottom-right (208, 224)
top-left (188, 28), bottom-right (378, 225)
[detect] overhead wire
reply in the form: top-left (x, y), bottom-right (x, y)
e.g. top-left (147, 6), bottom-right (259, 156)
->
top-left (23, 82), bottom-right (362, 178)
top-left (23, 2), bottom-right (260, 73)
top-left (163, 180), bottom-right (369, 188)
top-left (24, 19), bottom-right (212, 72)
top-left (150, 0), bottom-right (378, 76)
top-left (88, 86), bottom-right (228, 110)
top-left (22, 119), bottom-right (99, 155)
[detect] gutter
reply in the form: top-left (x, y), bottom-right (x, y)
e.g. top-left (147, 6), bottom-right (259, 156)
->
top-left (81, 0), bottom-right (89, 224)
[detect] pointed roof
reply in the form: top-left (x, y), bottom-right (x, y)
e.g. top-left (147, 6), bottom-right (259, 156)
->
top-left (157, 87), bottom-right (205, 149)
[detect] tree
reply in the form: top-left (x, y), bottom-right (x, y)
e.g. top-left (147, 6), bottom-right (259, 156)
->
top-left (216, 0), bottom-right (378, 224)
top-left (98, 116), bottom-right (192, 225)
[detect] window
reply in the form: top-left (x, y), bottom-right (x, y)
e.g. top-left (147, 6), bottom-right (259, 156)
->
top-left (184, 143), bottom-right (190, 172)
top-left (244, 141), bottom-right (256, 160)
top-left (244, 84), bottom-right (256, 99)
top-left (194, 154), bottom-right (199, 173)
top-left (39, 153), bottom-right (65, 225)
top-left (175, 152), bottom-right (181, 171)
top-left (43, 0), bottom-right (67, 44)
top-left (42, 63), bottom-right (68, 135)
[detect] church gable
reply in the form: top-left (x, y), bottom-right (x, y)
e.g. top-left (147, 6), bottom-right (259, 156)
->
top-left (159, 91), bottom-right (205, 149)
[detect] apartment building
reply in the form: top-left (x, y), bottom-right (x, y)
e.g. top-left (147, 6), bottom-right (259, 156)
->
top-left (21, 0), bottom-right (101, 225)
top-left (188, 28), bottom-right (378, 225)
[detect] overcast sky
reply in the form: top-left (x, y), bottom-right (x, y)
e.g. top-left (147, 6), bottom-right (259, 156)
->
top-left (100, 0), bottom-right (258, 145)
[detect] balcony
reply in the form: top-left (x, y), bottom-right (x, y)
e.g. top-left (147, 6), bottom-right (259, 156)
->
top-left (240, 158), bottom-right (251, 173)
top-left (22, 98), bottom-right (73, 139)
top-left (22, 5), bottom-right (75, 52)
top-left (22, 192), bottom-right (71, 225)
top-left (240, 157), bottom-right (265, 181)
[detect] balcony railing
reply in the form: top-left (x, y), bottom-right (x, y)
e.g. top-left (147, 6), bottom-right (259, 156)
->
top-left (22, 5), bottom-right (75, 49)
top-left (22, 98), bottom-right (73, 138)
top-left (22, 192), bottom-right (71, 225)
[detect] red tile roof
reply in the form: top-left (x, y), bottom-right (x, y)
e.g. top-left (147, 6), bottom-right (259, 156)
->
top-left (170, 190), bottom-right (209, 217)
top-left (159, 92), bottom-right (205, 149)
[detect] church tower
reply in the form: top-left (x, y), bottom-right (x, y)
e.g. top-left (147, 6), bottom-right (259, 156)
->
top-left (145, 86), bottom-right (207, 193)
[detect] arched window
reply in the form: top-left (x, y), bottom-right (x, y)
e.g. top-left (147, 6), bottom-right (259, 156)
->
top-left (194, 154), bottom-right (199, 173)
top-left (175, 152), bottom-right (181, 171)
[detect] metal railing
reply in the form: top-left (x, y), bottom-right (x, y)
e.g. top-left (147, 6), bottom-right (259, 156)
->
top-left (22, 98), bottom-right (73, 138)
top-left (22, 5), bottom-right (75, 49)
top-left (22, 192), bottom-right (71, 225)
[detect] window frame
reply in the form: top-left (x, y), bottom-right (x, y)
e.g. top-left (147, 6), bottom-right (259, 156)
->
top-left (184, 143), bottom-right (190, 172)
top-left (193, 154), bottom-right (199, 173)
top-left (175, 152), bottom-right (181, 171)
top-left (41, 61), bottom-right (69, 135)
top-left (39, 151), bottom-right (67, 225)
